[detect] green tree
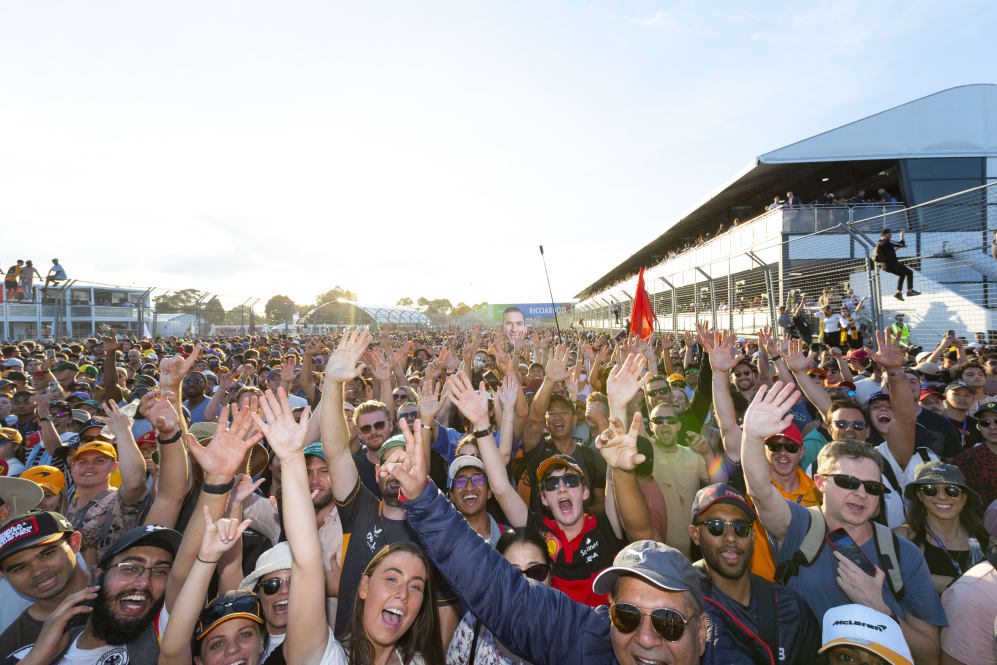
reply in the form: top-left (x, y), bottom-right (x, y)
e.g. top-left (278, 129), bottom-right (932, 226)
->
top-left (451, 302), bottom-right (471, 317)
top-left (204, 296), bottom-right (226, 326)
top-left (316, 286), bottom-right (358, 307)
top-left (265, 295), bottom-right (296, 325)
top-left (154, 288), bottom-right (204, 313)
top-left (396, 297), bottom-right (413, 307)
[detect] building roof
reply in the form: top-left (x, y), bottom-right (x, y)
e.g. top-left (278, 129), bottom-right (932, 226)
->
top-left (575, 84), bottom-right (997, 299)
top-left (345, 302), bottom-right (431, 325)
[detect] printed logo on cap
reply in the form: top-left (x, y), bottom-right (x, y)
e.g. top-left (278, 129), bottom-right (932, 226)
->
top-left (0, 517), bottom-right (38, 550)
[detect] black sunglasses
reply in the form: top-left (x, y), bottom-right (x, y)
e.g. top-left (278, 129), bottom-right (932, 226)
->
top-left (694, 518), bottom-right (753, 538)
top-left (765, 440), bottom-right (801, 454)
top-left (832, 419), bottom-right (867, 431)
top-left (541, 473), bottom-right (582, 492)
top-left (823, 473), bottom-right (890, 495)
top-left (646, 388), bottom-right (671, 397)
top-left (650, 416), bottom-right (680, 425)
top-left (397, 412), bottom-right (418, 421)
top-left (259, 576), bottom-right (291, 595)
top-left (521, 563), bottom-right (550, 582)
top-left (359, 421), bottom-right (388, 434)
top-left (610, 603), bottom-right (696, 642)
top-left (918, 484), bottom-right (964, 498)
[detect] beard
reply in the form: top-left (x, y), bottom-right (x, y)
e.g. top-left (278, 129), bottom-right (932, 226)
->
top-left (702, 544), bottom-right (751, 581)
top-left (312, 488), bottom-right (333, 510)
top-left (380, 479), bottom-right (403, 507)
top-left (91, 584), bottom-right (164, 645)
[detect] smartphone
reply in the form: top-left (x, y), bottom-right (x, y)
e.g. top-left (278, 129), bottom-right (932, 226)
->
top-left (827, 529), bottom-right (876, 576)
top-left (45, 349), bottom-right (55, 360)
top-left (483, 370), bottom-right (501, 390)
top-left (83, 573), bottom-right (105, 609)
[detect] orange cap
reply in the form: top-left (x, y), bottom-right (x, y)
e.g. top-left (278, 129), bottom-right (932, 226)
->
top-left (71, 441), bottom-right (117, 463)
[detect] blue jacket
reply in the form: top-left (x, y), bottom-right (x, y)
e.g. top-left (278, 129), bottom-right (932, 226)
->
top-left (405, 482), bottom-right (725, 665)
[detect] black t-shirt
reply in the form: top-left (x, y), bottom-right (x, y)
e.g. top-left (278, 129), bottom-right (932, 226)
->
top-left (0, 610), bottom-right (85, 662)
top-left (916, 408), bottom-right (963, 458)
top-left (333, 480), bottom-right (456, 637)
top-left (520, 437), bottom-right (606, 515)
top-left (945, 413), bottom-right (983, 451)
top-left (525, 510), bottom-right (624, 607)
top-left (352, 448), bottom-right (448, 499)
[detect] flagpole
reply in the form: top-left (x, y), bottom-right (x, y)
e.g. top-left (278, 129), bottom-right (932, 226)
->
top-left (539, 245), bottom-right (562, 341)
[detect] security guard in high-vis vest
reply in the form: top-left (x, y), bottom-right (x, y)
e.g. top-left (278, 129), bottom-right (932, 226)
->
top-left (889, 313), bottom-right (911, 347)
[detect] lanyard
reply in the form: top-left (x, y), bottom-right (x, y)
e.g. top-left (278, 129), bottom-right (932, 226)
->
top-left (946, 414), bottom-right (968, 445)
top-left (926, 527), bottom-right (963, 576)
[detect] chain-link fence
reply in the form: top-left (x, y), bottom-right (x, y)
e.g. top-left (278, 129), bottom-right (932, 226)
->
top-left (571, 182), bottom-right (997, 348)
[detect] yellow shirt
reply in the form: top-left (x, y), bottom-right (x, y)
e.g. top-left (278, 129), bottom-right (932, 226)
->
top-left (749, 466), bottom-right (821, 581)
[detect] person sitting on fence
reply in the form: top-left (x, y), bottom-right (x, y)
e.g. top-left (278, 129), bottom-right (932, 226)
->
top-left (874, 229), bottom-right (921, 300)
top-left (44, 258), bottom-right (66, 290)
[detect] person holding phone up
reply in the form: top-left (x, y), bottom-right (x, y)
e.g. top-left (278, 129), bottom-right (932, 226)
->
top-left (740, 375), bottom-right (947, 665)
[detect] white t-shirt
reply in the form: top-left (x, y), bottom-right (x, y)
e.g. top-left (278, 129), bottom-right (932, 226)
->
top-left (876, 442), bottom-right (939, 528)
top-left (315, 628), bottom-right (424, 665)
top-left (59, 639), bottom-right (125, 665)
top-left (263, 632), bottom-right (287, 662)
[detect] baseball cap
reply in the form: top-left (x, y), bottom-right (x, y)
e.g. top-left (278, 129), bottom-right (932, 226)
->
top-left (448, 455), bottom-right (485, 482)
top-left (865, 391), bottom-right (891, 406)
top-left (303, 442), bottom-right (325, 461)
top-left (667, 373), bottom-right (685, 383)
top-left (592, 540), bottom-right (704, 602)
top-left (918, 389), bottom-right (943, 401)
top-left (19, 466), bottom-right (66, 495)
top-left (0, 511), bottom-right (75, 563)
top-left (188, 421), bottom-right (217, 441)
top-left (98, 524), bottom-right (182, 569)
top-left (766, 424), bottom-right (802, 445)
top-left (52, 361), bottom-right (79, 373)
top-left (376, 434), bottom-right (408, 463)
top-left (977, 400), bottom-right (997, 415)
top-left (0, 428), bottom-right (22, 445)
top-left (691, 483), bottom-right (757, 523)
top-left (818, 604), bottom-right (911, 665)
top-left (1, 359), bottom-right (23, 369)
top-left (944, 381), bottom-right (973, 393)
top-left (194, 591), bottom-right (264, 643)
top-left (71, 441), bottom-right (117, 463)
top-left (536, 454), bottom-right (585, 484)
top-left (912, 361), bottom-right (940, 376)
top-left (136, 431), bottom-right (157, 446)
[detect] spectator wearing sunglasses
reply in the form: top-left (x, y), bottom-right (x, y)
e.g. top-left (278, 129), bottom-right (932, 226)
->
top-left (447, 455), bottom-right (505, 546)
top-left (742, 383), bottom-right (946, 665)
top-left (689, 484), bottom-right (820, 665)
top-left (954, 401), bottom-right (997, 514)
top-left (445, 527), bottom-right (551, 665)
top-left (350, 400), bottom-right (393, 497)
top-left (238, 543), bottom-right (292, 661)
top-left (895, 462), bottom-right (993, 594)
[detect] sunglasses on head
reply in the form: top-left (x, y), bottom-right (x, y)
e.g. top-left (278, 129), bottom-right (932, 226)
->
top-left (520, 563), bottom-right (550, 582)
top-left (765, 439), bottom-right (801, 454)
top-left (610, 603), bottom-right (697, 642)
top-left (918, 484), bottom-right (965, 498)
top-left (196, 593), bottom-right (263, 640)
top-left (359, 421), bottom-right (388, 434)
top-left (832, 419), bottom-right (866, 431)
top-left (650, 415), bottom-right (680, 425)
top-left (822, 473), bottom-right (890, 495)
top-left (541, 473), bottom-right (582, 492)
top-left (694, 518), bottom-right (753, 538)
top-left (259, 576), bottom-right (291, 595)
top-left (453, 473), bottom-right (486, 490)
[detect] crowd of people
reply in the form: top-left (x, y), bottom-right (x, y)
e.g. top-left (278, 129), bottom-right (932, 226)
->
top-left (0, 304), bottom-right (994, 664)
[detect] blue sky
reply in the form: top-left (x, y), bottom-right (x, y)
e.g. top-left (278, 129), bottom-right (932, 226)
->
top-left (1, 1), bottom-right (994, 313)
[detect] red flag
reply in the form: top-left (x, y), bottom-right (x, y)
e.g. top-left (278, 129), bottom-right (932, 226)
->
top-left (630, 267), bottom-right (654, 340)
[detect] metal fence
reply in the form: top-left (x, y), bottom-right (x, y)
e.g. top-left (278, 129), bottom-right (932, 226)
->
top-left (569, 182), bottom-right (997, 347)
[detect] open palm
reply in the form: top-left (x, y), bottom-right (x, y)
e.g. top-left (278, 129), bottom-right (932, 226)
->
top-left (326, 328), bottom-right (372, 382)
top-left (253, 388), bottom-right (311, 461)
top-left (189, 401), bottom-right (262, 479)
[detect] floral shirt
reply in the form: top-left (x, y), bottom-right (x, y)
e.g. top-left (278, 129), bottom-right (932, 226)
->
top-left (66, 487), bottom-right (150, 562)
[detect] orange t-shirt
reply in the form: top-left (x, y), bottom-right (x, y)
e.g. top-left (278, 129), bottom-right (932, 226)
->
top-left (749, 467), bottom-right (821, 581)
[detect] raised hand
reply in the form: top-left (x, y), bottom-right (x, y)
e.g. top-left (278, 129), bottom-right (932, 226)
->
top-left (496, 374), bottom-right (520, 410)
top-left (685, 431), bottom-right (710, 455)
top-left (188, 401), bottom-right (262, 482)
top-left (280, 357), bottom-right (296, 384)
top-left (869, 328), bottom-right (905, 370)
top-left (198, 505), bottom-right (252, 563)
top-left (698, 324), bottom-right (739, 373)
top-left (418, 379), bottom-right (450, 421)
top-left (103, 332), bottom-right (121, 355)
top-left (31, 393), bottom-right (50, 418)
top-left (363, 349), bottom-right (392, 382)
top-left (230, 473), bottom-right (265, 505)
top-left (325, 328), bottom-right (372, 383)
top-left (252, 388), bottom-right (311, 462)
top-left (305, 339), bottom-right (325, 357)
top-left (96, 400), bottom-right (131, 436)
top-left (565, 363), bottom-right (583, 396)
top-left (784, 338), bottom-right (811, 373)
top-left (545, 343), bottom-right (571, 382)
top-left (741, 381), bottom-right (799, 442)
top-left (757, 327), bottom-right (771, 354)
top-left (605, 352), bottom-right (650, 407)
top-left (140, 391), bottom-right (181, 435)
top-left (445, 373), bottom-right (490, 429)
top-left (508, 328), bottom-right (527, 353)
top-left (378, 419), bottom-right (427, 501)
top-left (159, 344), bottom-right (202, 389)
top-left (595, 413), bottom-right (647, 472)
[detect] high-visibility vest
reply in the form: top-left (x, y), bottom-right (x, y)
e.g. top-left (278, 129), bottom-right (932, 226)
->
top-left (890, 322), bottom-right (910, 346)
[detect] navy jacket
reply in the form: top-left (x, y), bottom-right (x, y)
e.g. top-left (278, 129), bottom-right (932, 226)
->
top-left (405, 481), bottom-right (723, 665)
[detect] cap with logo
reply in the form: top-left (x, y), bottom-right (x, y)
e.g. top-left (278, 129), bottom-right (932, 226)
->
top-left (977, 401), bottom-right (997, 416)
top-left (765, 424), bottom-right (802, 445)
top-left (98, 524), bottom-right (182, 569)
top-left (71, 441), bottom-right (117, 464)
top-left (194, 590), bottom-right (264, 643)
top-left (448, 455), bottom-right (485, 482)
top-left (536, 454), bottom-right (585, 484)
top-left (945, 381), bottom-right (973, 393)
top-left (691, 483), bottom-right (757, 523)
top-left (0, 511), bottom-right (75, 563)
top-left (818, 604), bottom-right (911, 665)
top-left (0, 428), bottom-right (22, 445)
top-left (303, 442), bottom-right (325, 461)
top-left (591, 540), bottom-right (704, 602)
top-left (19, 466), bottom-right (67, 495)
top-left (903, 461), bottom-right (981, 510)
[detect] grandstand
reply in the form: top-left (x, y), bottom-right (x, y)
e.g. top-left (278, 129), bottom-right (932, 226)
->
top-left (569, 84), bottom-right (997, 347)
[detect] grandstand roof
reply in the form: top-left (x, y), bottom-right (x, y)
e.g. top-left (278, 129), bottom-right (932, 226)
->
top-left (575, 84), bottom-right (997, 299)
top-left (346, 302), bottom-right (431, 325)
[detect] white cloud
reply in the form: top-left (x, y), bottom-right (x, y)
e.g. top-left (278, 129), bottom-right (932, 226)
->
top-left (628, 10), bottom-right (670, 27)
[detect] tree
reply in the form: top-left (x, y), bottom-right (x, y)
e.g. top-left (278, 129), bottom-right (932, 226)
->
top-left (316, 286), bottom-right (357, 307)
top-left (396, 297), bottom-right (413, 307)
top-left (265, 295), bottom-right (296, 325)
top-left (451, 302), bottom-right (472, 317)
top-left (154, 288), bottom-right (204, 313)
top-left (204, 296), bottom-right (226, 327)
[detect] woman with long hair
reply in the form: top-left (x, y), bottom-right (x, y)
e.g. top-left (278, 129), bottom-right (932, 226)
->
top-left (445, 528), bottom-right (551, 665)
top-left (895, 461), bottom-right (995, 594)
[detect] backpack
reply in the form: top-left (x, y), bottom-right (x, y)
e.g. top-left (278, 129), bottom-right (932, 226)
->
top-left (773, 506), bottom-right (905, 601)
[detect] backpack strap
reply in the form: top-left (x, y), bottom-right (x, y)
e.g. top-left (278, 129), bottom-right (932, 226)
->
top-left (873, 522), bottom-right (905, 601)
top-left (750, 575), bottom-right (780, 663)
top-left (774, 506), bottom-right (826, 585)
top-left (880, 462), bottom-right (902, 495)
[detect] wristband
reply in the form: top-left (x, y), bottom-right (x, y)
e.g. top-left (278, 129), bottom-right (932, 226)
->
top-left (769, 355), bottom-right (782, 362)
top-left (37, 416), bottom-right (50, 422)
top-left (397, 478), bottom-right (428, 502)
top-left (157, 429), bottom-right (182, 445)
top-left (420, 424), bottom-right (433, 431)
top-left (196, 555), bottom-right (220, 564)
top-left (202, 478), bottom-right (235, 495)
top-left (473, 427), bottom-right (493, 438)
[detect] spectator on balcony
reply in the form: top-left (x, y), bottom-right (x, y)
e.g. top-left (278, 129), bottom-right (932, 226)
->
top-left (853, 189), bottom-right (867, 203)
top-left (879, 188), bottom-right (897, 203)
top-left (767, 195), bottom-right (782, 211)
top-left (874, 229), bottom-right (921, 300)
top-left (43, 258), bottom-right (66, 289)
top-left (785, 190), bottom-right (801, 207)
top-left (3, 261), bottom-right (22, 302)
top-left (814, 191), bottom-right (833, 205)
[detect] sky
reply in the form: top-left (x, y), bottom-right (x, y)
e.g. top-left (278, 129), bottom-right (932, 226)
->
top-left (2, 1), bottom-right (995, 314)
